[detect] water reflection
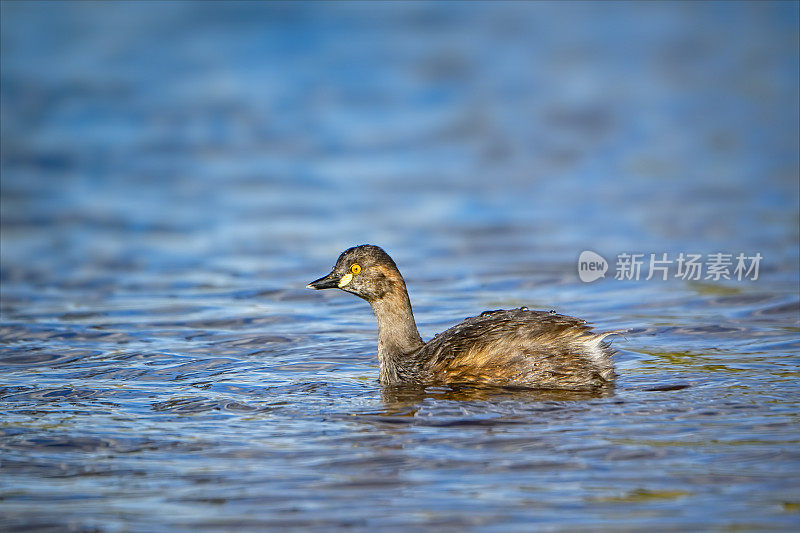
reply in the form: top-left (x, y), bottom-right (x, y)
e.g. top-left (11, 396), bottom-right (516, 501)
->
top-left (380, 383), bottom-right (614, 415)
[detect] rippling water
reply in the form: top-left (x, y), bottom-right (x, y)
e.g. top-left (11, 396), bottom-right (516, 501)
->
top-left (2, 2), bottom-right (799, 531)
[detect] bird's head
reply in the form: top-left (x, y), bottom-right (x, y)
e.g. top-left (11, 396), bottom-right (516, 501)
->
top-left (307, 244), bottom-right (404, 302)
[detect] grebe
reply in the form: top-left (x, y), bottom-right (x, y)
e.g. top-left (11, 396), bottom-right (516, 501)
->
top-left (307, 245), bottom-right (616, 389)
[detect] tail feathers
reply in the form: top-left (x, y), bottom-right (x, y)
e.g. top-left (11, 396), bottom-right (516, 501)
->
top-left (596, 329), bottom-right (629, 342)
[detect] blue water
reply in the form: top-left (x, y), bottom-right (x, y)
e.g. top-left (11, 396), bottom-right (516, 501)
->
top-left (2, 2), bottom-right (799, 531)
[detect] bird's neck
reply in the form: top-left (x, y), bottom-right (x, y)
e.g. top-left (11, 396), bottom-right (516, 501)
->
top-left (369, 280), bottom-right (424, 383)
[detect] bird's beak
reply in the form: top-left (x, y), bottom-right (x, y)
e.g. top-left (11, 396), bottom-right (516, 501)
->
top-left (306, 271), bottom-right (340, 290)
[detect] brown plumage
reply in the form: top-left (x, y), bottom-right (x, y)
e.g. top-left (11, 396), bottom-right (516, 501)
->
top-left (307, 245), bottom-right (616, 390)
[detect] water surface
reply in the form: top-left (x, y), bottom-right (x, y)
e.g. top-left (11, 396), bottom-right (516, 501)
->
top-left (1, 2), bottom-right (799, 531)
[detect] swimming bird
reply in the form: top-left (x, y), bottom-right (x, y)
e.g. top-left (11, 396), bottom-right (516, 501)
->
top-left (307, 245), bottom-right (616, 389)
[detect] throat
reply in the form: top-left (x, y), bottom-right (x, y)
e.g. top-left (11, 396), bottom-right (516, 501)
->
top-left (369, 287), bottom-right (424, 382)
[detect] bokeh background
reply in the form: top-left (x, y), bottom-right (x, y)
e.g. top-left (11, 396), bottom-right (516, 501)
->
top-left (2, 1), bottom-right (799, 531)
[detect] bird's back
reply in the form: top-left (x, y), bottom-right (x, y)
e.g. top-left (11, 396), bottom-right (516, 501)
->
top-left (412, 308), bottom-right (616, 389)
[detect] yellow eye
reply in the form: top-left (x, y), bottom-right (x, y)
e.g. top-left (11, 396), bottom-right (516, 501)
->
top-left (350, 263), bottom-right (362, 275)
